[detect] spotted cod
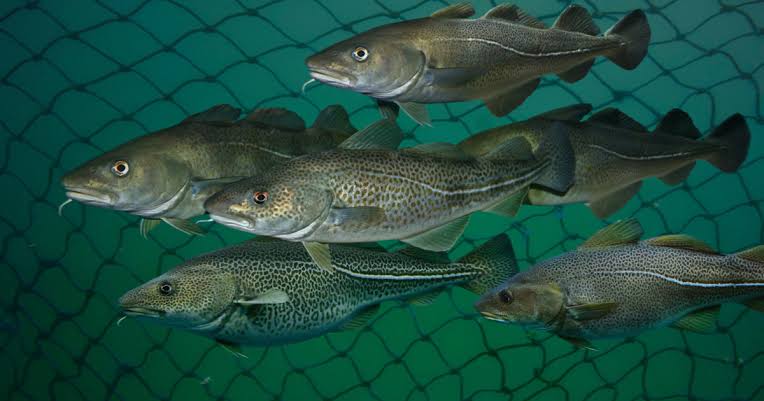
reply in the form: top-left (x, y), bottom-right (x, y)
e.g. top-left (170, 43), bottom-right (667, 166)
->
top-left (475, 219), bottom-right (764, 348)
top-left (305, 3), bottom-right (650, 125)
top-left (61, 105), bottom-right (355, 236)
top-left (204, 119), bottom-right (575, 271)
top-left (119, 235), bottom-right (514, 347)
top-left (459, 104), bottom-right (750, 218)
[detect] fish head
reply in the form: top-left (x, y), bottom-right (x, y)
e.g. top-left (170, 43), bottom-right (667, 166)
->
top-left (119, 263), bottom-right (237, 331)
top-left (306, 31), bottom-right (426, 99)
top-left (205, 175), bottom-right (333, 238)
top-left (475, 280), bottom-right (565, 329)
top-left (61, 141), bottom-right (190, 214)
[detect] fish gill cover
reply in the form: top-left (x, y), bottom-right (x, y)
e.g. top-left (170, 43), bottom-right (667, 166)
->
top-left (0, 1), bottom-right (763, 401)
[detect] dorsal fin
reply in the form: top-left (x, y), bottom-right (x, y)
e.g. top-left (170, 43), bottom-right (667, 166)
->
top-left (737, 246), bottom-right (764, 263)
top-left (247, 108), bottom-right (306, 131)
top-left (402, 142), bottom-right (472, 160)
top-left (535, 104), bottom-right (593, 122)
top-left (482, 4), bottom-right (546, 29)
top-left (579, 218), bottom-right (643, 249)
top-left (655, 109), bottom-right (700, 139)
top-left (645, 234), bottom-right (718, 254)
top-left (431, 3), bottom-right (474, 19)
top-left (338, 120), bottom-right (403, 150)
top-left (588, 108), bottom-right (646, 132)
top-left (184, 104), bottom-right (241, 124)
top-left (313, 105), bottom-right (355, 135)
top-left (553, 5), bottom-right (599, 35)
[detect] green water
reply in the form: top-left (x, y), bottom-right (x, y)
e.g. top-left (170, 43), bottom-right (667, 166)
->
top-left (2, 0), bottom-right (763, 400)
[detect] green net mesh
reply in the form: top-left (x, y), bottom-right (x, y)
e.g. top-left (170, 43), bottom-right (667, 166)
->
top-left (2, 0), bottom-right (763, 400)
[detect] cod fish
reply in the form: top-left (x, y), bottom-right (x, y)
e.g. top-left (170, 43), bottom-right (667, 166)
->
top-left (476, 219), bottom-right (764, 348)
top-left (119, 235), bottom-right (515, 346)
top-left (459, 104), bottom-right (750, 218)
top-left (204, 119), bottom-right (574, 271)
top-left (306, 3), bottom-right (650, 125)
top-left (61, 104), bottom-right (355, 236)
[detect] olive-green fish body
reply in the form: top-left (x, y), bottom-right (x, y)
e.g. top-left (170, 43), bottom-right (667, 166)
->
top-left (119, 236), bottom-right (513, 346)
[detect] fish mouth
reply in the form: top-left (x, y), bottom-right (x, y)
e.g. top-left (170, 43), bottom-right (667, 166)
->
top-left (209, 214), bottom-right (253, 231)
top-left (308, 68), bottom-right (354, 89)
top-left (477, 310), bottom-right (509, 322)
top-left (65, 188), bottom-right (114, 206)
top-left (122, 306), bottom-right (165, 318)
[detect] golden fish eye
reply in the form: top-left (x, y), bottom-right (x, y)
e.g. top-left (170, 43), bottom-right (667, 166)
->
top-left (253, 191), bottom-right (269, 204)
top-left (352, 46), bottom-right (369, 62)
top-left (498, 289), bottom-right (513, 304)
top-left (111, 160), bottom-right (129, 177)
top-left (159, 282), bottom-right (174, 296)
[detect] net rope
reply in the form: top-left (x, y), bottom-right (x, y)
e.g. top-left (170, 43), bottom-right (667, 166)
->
top-left (1, 0), bottom-right (763, 400)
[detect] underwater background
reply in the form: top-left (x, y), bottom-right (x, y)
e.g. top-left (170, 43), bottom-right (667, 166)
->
top-left (1, 0), bottom-right (763, 400)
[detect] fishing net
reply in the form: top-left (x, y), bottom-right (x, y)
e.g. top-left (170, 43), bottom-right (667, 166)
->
top-left (2, 0), bottom-right (763, 400)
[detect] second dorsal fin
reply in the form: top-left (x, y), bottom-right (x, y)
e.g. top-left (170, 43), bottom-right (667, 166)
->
top-left (247, 108), bottom-right (306, 131)
top-left (184, 104), bottom-right (241, 124)
top-left (645, 234), bottom-right (718, 254)
top-left (431, 3), bottom-right (475, 19)
top-left (579, 218), bottom-right (643, 249)
top-left (588, 108), bottom-right (646, 132)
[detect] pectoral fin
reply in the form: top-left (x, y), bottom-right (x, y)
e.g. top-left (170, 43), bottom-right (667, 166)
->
top-left (588, 182), bottom-right (642, 219)
top-left (340, 304), bottom-right (380, 330)
top-left (578, 218), bottom-right (643, 249)
top-left (484, 189), bottom-right (527, 217)
top-left (216, 339), bottom-right (248, 359)
top-left (235, 288), bottom-right (290, 305)
top-left (566, 302), bottom-right (618, 321)
top-left (396, 102), bottom-right (431, 126)
top-left (483, 79), bottom-right (540, 117)
top-left (140, 218), bottom-right (161, 238)
top-left (328, 206), bottom-right (386, 228)
top-left (672, 305), bottom-right (720, 333)
top-left (559, 335), bottom-right (598, 351)
top-left (482, 136), bottom-right (534, 161)
top-left (401, 215), bottom-right (469, 252)
top-left (162, 217), bottom-right (206, 236)
top-left (377, 100), bottom-right (400, 121)
top-left (424, 66), bottom-right (485, 87)
top-left (303, 241), bottom-right (334, 272)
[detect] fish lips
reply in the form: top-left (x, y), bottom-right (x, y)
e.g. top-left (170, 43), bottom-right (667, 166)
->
top-left (64, 187), bottom-right (115, 207)
top-left (121, 306), bottom-right (166, 318)
top-left (307, 67), bottom-right (355, 89)
top-left (209, 213), bottom-right (254, 231)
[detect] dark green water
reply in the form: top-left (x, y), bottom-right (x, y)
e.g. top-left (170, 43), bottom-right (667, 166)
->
top-left (2, 1), bottom-right (763, 400)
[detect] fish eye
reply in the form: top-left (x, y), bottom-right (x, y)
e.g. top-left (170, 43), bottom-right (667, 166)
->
top-left (159, 282), bottom-right (174, 296)
top-left (111, 160), bottom-right (129, 177)
top-left (352, 46), bottom-right (369, 62)
top-left (498, 289), bottom-right (513, 304)
top-left (253, 191), bottom-right (269, 204)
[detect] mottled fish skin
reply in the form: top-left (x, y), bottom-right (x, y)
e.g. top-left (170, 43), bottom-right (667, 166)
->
top-left (476, 220), bottom-right (764, 340)
top-left (459, 106), bottom-right (750, 218)
top-left (306, 3), bottom-right (650, 118)
top-left (119, 236), bottom-right (513, 346)
top-left (206, 147), bottom-right (548, 244)
top-left (61, 105), bottom-right (354, 223)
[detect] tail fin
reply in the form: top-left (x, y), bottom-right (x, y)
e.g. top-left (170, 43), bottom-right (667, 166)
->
top-left (531, 122), bottom-right (576, 195)
top-left (459, 234), bottom-right (518, 294)
top-left (736, 245), bottom-right (764, 313)
top-left (604, 10), bottom-right (651, 70)
top-left (313, 105), bottom-right (356, 137)
top-left (702, 114), bottom-right (750, 172)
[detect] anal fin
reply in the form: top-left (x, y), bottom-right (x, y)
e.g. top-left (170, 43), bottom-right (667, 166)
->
top-left (588, 182), bottom-right (642, 219)
top-left (162, 218), bottom-right (206, 236)
top-left (396, 102), bottom-right (431, 126)
top-left (484, 79), bottom-right (540, 117)
top-left (406, 290), bottom-right (442, 306)
top-left (558, 59), bottom-right (594, 83)
top-left (672, 305), bottom-right (720, 334)
top-left (659, 163), bottom-right (695, 186)
top-left (341, 304), bottom-right (380, 330)
top-left (401, 215), bottom-right (469, 252)
top-left (484, 189), bottom-right (528, 217)
top-left (743, 297), bottom-right (764, 313)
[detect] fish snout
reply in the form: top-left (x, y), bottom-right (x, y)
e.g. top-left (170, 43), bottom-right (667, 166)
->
top-left (119, 291), bottom-right (164, 318)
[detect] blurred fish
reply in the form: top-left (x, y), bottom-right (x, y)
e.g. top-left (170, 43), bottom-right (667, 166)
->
top-left (204, 119), bottom-right (574, 271)
top-left (459, 105), bottom-right (750, 218)
top-left (306, 3), bottom-right (650, 125)
top-left (119, 235), bottom-right (515, 346)
top-left (61, 105), bottom-right (355, 236)
top-left (476, 219), bottom-right (764, 348)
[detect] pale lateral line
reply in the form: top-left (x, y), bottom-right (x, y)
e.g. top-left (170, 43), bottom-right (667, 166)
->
top-left (358, 165), bottom-right (543, 196)
top-left (431, 37), bottom-right (608, 58)
top-left (607, 270), bottom-right (764, 288)
top-left (587, 144), bottom-right (695, 161)
top-left (213, 142), bottom-right (293, 159)
top-left (289, 260), bottom-right (476, 281)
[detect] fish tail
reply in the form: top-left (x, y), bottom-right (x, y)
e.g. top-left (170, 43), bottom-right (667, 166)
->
top-left (702, 114), bottom-right (750, 172)
top-left (531, 121), bottom-right (576, 196)
top-left (459, 234), bottom-right (517, 294)
top-left (604, 10), bottom-right (651, 70)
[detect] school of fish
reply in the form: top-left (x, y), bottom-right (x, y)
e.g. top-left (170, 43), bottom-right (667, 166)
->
top-left (58, 3), bottom-right (760, 353)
